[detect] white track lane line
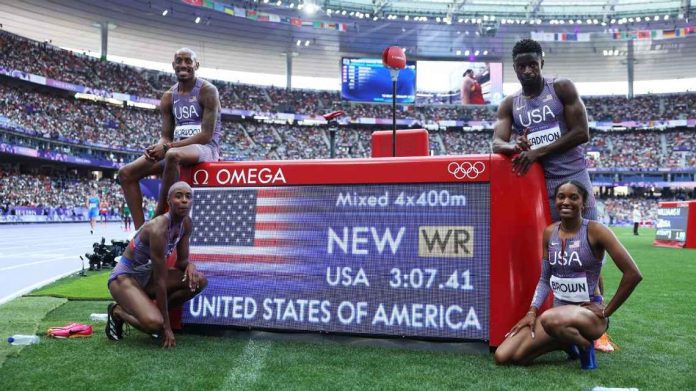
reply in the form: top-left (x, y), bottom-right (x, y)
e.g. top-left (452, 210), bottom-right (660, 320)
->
top-left (0, 268), bottom-right (80, 305)
top-left (218, 340), bottom-right (272, 390)
top-left (0, 256), bottom-right (77, 272)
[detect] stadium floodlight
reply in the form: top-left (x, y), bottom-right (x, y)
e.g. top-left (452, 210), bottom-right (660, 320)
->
top-left (610, 18), bottom-right (616, 23)
top-left (405, 15), bottom-right (410, 20)
top-left (474, 50), bottom-right (480, 55)
top-left (653, 15), bottom-right (659, 21)
top-left (296, 39), bottom-right (301, 46)
top-left (342, 10), bottom-right (347, 15)
top-left (289, 2), bottom-right (295, 8)
top-left (464, 50), bottom-right (470, 55)
top-left (664, 15), bottom-right (669, 20)
top-left (304, 40), bottom-right (310, 46)
top-left (483, 50), bottom-right (488, 55)
top-left (456, 50), bottom-right (462, 55)
top-left (436, 17), bottom-right (441, 22)
top-left (636, 17), bottom-right (641, 22)
top-left (161, 9), bottom-right (168, 16)
top-left (195, 16), bottom-right (201, 23)
top-left (276, 0), bottom-right (281, 6)
top-left (628, 17), bottom-right (634, 22)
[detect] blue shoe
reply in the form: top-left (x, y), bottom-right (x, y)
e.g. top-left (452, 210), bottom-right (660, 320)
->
top-left (579, 343), bottom-right (597, 369)
top-left (565, 344), bottom-right (580, 360)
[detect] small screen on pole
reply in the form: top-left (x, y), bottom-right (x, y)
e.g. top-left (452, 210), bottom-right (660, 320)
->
top-left (341, 58), bottom-right (417, 104)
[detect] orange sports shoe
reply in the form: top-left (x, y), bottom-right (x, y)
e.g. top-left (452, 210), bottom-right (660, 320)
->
top-left (594, 332), bottom-right (617, 353)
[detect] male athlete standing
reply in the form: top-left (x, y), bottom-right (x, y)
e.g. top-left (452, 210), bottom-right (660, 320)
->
top-left (492, 38), bottom-right (597, 221)
top-left (86, 189), bottom-right (99, 234)
top-left (118, 48), bottom-right (222, 229)
top-left (492, 38), bottom-right (616, 351)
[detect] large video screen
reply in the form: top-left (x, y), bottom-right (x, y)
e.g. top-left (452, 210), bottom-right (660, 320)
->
top-left (416, 61), bottom-right (503, 105)
top-left (184, 183), bottom-right (490, 340)
top-left (655, 205), bottom-right (689, 243)
top-left (341, 58), bottom-right (417, 104)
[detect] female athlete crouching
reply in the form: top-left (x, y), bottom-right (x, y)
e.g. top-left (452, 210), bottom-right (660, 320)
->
top-left (495, 180), bottom-right (642, 367)
top-left (106, 181), bottom-right (207, 348)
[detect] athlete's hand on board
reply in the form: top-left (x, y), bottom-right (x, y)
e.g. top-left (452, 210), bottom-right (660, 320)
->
top-left (182, 263), bottom-right (201, 292)
top-left (512, 148), bottom-right (540, 176)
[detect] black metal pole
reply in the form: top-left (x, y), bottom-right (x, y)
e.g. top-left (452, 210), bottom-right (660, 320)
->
top-left (329, 124), bottom-right (336, 159)
top-left (392, 79), bottom-right (397, 157)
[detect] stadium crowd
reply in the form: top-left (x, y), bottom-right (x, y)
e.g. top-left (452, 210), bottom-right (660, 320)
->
top-left (1, 29), bottom-right (694, 224)
top-left (3, 30), bottom-right (696, 124)
top-left (1, 83), bottom-right (694, 166)
top-left (0, 167), bottom-right (127, 218)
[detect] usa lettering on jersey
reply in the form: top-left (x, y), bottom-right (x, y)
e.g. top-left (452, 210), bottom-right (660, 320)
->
top-left (517, 104), bottom-right (556, 127)
top-left (174, 104), bottom-right (200, 120)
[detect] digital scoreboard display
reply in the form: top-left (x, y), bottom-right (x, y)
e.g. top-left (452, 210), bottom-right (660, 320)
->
top-left (341, 58), bottom-right (417, 104)
top-left (655, 205), bottom-right (689, 243)
top-left (184, 183), bottom-right (489, 340)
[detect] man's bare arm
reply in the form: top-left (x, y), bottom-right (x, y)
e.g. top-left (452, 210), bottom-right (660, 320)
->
top-left (491, 96), bottom-right (518, 155)
top-left (159, 91), bottom-right (175, 144)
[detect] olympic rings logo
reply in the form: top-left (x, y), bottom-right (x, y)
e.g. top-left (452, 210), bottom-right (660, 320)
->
top-left (447, 161), bottom-right (486, 180)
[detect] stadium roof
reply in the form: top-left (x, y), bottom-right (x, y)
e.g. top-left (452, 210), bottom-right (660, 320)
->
top-left (314, 0), bottom-right (691, 22)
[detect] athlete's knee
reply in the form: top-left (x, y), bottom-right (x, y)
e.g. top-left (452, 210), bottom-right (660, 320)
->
top-left (539, 311), bottom-right (565, 334)
top-left (117, 164), bottom-right (138, 184)
top-left (164, 149), bottom-right (182, 165)
top-left (494, 348), bottom-right (512, 365)
top-left (140, 312), bottom-right (165, 332)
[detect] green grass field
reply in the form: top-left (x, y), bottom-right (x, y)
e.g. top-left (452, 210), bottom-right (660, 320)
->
top-left (1, 228), bottom-right (694, 390)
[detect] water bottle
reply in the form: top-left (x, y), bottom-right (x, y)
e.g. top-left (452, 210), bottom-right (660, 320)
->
top-left (90, 313), bottom-right (108, 322)
top-left (7, 335), bottom-right (40, 346)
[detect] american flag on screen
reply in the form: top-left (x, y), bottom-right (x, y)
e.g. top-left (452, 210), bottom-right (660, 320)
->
top-left (189, 188), bottom-right (320, 274)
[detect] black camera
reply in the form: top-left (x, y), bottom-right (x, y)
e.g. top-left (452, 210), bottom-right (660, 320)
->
top-left (85, 237), bottom-right (129, 270)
